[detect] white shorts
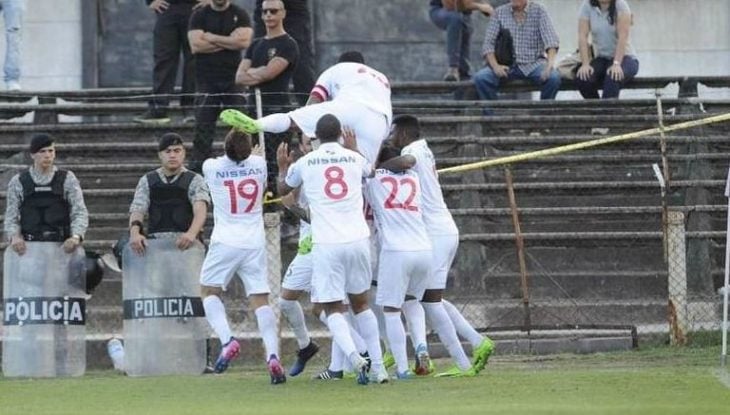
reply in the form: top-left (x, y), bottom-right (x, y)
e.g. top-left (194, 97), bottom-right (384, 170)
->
top-left (281, 253), bottom-right (312, 291)
top-left (427, 234), bottom-right (459, 290)
top-left (200, 241), bottom-right (269, 295)
top-left (288, 100), bottom-right (388, 164)
top-left (310, 238), bottom-right (372, 303)
top-left (375, 250), bottom-right (431, 308)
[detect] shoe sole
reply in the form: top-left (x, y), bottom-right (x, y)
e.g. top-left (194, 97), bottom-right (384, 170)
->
top-left (219, 109), bottom-right (260, 134)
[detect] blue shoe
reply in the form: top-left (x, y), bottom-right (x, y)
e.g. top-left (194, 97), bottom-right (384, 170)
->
top-left (396, 370), bottom-right (416, 380)
top-left (355, 357), bottom-right (369, 386)
top-left (268, 354), bottom-right (286, 385)
top-left (289, 341), bottom-right (319, 377)
top-left (214, 339), bottom-right (240, 374)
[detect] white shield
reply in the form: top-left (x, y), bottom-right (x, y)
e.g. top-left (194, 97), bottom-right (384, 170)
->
top-left (122, 238), bottom-right (207, 376)
top-left (2, 242), bottom-right (87, 377)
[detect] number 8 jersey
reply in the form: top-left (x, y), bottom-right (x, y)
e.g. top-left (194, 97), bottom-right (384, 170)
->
top-left (203, 154), bottom-right (267, 248)
top-left (285, 142), bottom-right (371, 244)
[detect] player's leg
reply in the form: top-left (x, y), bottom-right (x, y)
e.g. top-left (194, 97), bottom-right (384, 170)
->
top-left (280, 253), bottom-right (319, 376)
top-left (241, 247), bottom-right (285, 384)
top-left (199, 242), bottom-right (240, 373)
top-left (442, 298), bottom-right (494, 372)
top-left (405, 250), bottom-right (434, 375)
top-left (376, 250), bottom-right (411, 378)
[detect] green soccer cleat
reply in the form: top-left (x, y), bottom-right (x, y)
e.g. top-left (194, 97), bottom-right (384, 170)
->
top-left (472, 337), bottom-right (495, 373)
top-left (383, 351), bottom-right (395, 370)
top-left (434, 366), bottom-right (477, 378)
top-left (219, 109), bottom-right (262, 134)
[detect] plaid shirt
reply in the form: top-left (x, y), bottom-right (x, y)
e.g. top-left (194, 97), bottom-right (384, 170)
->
top-left (482, 1), bottom-right (560, 75)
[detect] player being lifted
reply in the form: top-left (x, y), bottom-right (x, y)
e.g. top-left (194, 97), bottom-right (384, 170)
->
top-left (389, 115), bottom-right (495, 377)
top-left (220, 51), bottom-right (391, 164)
top-left (276, 114), bottom-right (387, 385)
top-left (199, 129), bottom-right (286, 384)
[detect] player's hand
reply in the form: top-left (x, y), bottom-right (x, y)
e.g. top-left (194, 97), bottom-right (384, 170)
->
top-left (280, 192), bottom-right (297, 209)
top-left (130, 233), bottom-right (147, 256)
top-left (276, 142), bottom-right (292, 171)
top-left (10, 234), bottom-right (26, 256)
top-left (149, 0), bottom-right (170, 13)
top-left (252, 143), bottom-right (264, 157)
top-left (193, 0), bottom-right (209, 10)
top-left (176, 232), bottom-right (196, 250)
top-left (576, 63), bottom-right (594, 81)
top-left (493, 65), bottom-right (510, 78)
top-left (478, 3), bottom-right (494, 16)
top-left (62, 236), bottom-right (82, 253)
top-left (342, 126), bottom-right (357, 150)
top-left (608, 62), bottom-right (624, 82)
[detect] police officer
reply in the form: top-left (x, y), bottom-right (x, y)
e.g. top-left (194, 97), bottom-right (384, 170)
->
top-left (4, 133), bottom-right (88, 255)
top-left (128, 132), bottom-right (210, 255)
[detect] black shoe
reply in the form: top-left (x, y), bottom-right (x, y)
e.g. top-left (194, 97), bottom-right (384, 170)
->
top-left (289, 341), bottom-right (320, 377)
top-left (134, 109), bottom-right (171, 124)
top-left (360, 351), bottom-right (371, 373)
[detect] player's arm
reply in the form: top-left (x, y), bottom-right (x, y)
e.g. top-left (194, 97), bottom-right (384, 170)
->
top-left (378, 155), bottom-right (416, 172)
top-left (276, 143), bottom-right (297, 196)
top-left (204, 26), bottom-right (252, 51)
top-left (177, 200), bottom-right (207, 250)
top-left (281, 189), bottom-right (310, 224)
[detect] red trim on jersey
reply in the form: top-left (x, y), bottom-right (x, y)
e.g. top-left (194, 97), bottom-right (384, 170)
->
top-left (311, 85), bottom-right (329, 101)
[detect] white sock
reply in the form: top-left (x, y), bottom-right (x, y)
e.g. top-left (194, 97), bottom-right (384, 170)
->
top-left (443, 299), bottom-right (483, 348)
top-left (326, 312), bottom-right (358, 359)
top-left (329, 342), bottom-right (346, 372)
top-left (203, 295), bottom-right (232, 345)
top-left (280, 298), bottom-right (310, 349)
top-left (354, 309), bottom-right (384, 371)
top-left (259, 113), bottom-right (292, 133)
top-left (422, 301), bottom-right (471, 370)
top-left (384, 311), bottom-right (408, 373)
top-left (402, 299), bottom-right (427, 352)
top-left (346, 312), bottom-right (368, 354)
top-left (370, 300), bottom-right (389, 351)
top-left (255, 305), bottom-right (279, 359)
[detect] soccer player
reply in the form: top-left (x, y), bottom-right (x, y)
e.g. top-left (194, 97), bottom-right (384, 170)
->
top-left (276, 114), bottom-right (386, 385)
top-left (389, 115), bottom-right (495, 376)
top-left (200, 128), bottom-right (286, 384)
top-left (220, 50), bottom-right (391, 164)
top-left (365, 144), bottom-right (432, 379)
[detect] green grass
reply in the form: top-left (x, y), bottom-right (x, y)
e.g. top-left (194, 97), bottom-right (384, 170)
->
top-left (1, 346), bottom-right (729, 415)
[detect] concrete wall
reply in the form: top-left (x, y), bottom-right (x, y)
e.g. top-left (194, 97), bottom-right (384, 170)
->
top-left (0, 0), bottom-right (727, 90)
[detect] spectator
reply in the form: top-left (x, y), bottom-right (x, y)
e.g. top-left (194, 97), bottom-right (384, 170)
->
top-left (253, 0), bottom-right (315, 106)
top-left (575, 0), bottom-right (638, 99)
top-left (128, 133), bottom-right (209, 257)
top-left (473, 0), bottom-right (561, 102)
top-left (187, 0), bottom-right (252, 171)
top-left (236, 0), bottom-right (299, 194)
top-left (136, 0), bottom-right (207, 124)
top-left (0, 0), bottom-right (23, 91)
top-left (4, 133), bottom-right (88, 255)
top-left (429, 1), bottom-right (494, 82)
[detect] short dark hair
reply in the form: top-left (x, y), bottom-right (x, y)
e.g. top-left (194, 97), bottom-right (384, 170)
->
top-left (392, 114), bottom-right (420, 140)
top-left (29, 133), bottom-right (54, 154)
top-left (315, 114), bottom-right (341, 142)
top-left (158, 132), bottom-right (184, 152)
top-left (377, 142), bottom-right (402, 166)
top-left (337, 51), bottom-right (365, 64)
top-left (224, 129), bottom-right (252, 162)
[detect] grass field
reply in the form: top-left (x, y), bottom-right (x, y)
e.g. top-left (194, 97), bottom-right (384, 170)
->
top-left (1, 346), bottom-right (730, 415)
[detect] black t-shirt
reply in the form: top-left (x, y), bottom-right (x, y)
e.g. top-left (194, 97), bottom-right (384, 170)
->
top-left (244, 34), bottom-right (299, 108)
top-left (189, 4), bottom-right (251, 81)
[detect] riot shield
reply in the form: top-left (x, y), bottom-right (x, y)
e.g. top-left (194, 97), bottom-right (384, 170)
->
top-left (122, 238), bottom-right (207, 376)
top-left (2, 242), bottom-right (87, 377)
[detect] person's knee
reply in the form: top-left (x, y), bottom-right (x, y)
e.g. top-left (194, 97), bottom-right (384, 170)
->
top-left (201, 285), bottom-right (223, 298)
top-left (348, 292), bottom-right (370, 314)
top-left (473, 68), bottom-right (499, 86)
top-left (249, 293), bottom-right (270, 310)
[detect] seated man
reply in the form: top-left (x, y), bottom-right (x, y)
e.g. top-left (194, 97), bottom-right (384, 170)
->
top-left (473, 0), bottom-right (561, 103)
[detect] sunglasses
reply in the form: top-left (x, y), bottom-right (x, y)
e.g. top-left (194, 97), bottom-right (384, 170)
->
top-left (262, 8), bottom-right (281, 15)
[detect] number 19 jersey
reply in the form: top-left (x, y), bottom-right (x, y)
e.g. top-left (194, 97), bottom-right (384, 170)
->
top-left (203, 155), bottom-right (267, 249)
top-left (285, 142), bottom-right (371, 244)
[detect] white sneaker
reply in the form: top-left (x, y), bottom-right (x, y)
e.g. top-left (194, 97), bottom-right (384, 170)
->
top-left (6, 81), bottom-right (21, 91)
top-left (107, 338), bottom-right (125, 371)
top-left (369, 365), bottom-right (389, 384)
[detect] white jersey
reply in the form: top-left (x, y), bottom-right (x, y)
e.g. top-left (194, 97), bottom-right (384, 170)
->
top-left (285, 142), bottom-right (371, 244)
top-left (401, 139), bottom-right (458, 236)
top-left (310, 62), bottom-right (392, 125)
top-left (366, 169), bottom-right (431, 252)
top-left (203, 155), bottom-right (267, 249)
top-left (297, 190), bottom-right (311, 243)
